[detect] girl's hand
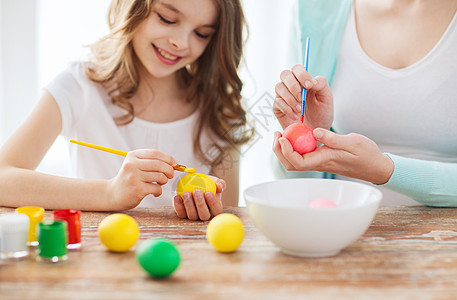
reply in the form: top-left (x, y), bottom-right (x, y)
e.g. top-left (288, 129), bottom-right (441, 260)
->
top-left (273, 128), bottom-right (394, 185)
top-left (273, 64), bottom-right (334, 130)
top-left (173, 176), bottom-right (226, 221)
top-left (107, 149), bottom-right (176, 210)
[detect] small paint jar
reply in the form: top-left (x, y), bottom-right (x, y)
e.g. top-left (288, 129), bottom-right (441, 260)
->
top-left (15, 206), bottom-right (45, 246)
top-left (0, 213), bottom-right (30, 259)
top-left (52, 209), bottom-right (81, 249)
top-left (37, 220), bottom-right (68, 263)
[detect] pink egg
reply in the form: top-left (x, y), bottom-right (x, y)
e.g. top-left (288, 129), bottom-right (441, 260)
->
top-left (282, 123), bottom-right (317, 154)
top-left (308, 198), bottom-right (338, 208)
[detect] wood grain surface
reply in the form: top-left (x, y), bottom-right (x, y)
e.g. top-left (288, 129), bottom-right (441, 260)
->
top-left (1, 206), bottom-right (457, 300)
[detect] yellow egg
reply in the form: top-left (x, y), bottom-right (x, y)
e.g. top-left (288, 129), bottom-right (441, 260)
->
top-left (98, 213), bottom-right (139, 252)
top-left (176, 173), bottom-right (217, 197)
top-left (206, 213), bottom-right (244, 253)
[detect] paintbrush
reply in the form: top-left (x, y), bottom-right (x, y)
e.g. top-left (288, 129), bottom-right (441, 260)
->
top-left (70, 139), bottom-right (196, 173)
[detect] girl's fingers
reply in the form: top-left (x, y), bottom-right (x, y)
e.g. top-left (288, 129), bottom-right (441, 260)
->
top-left (207, 176), bottom-right (225, 194)
top-left (210, 177), bottom-right (225, 194)
top-left (182, 192), bottom-right (198, 220)
top-left (216, 181), bottom-right (225, 193)
top-left (139, 171), bottom-right (169, 185)
top-left (193, 189), bottom-right (211, 221)
top-left (173, 195), bottom-right (187, 219)
top-left (130, 149), bottom-right (176, 165)
top-left (135, 159), bottom-right (175, 178)
top-left (205, 191), bottom-right (223, 217)
top-left (139, 182), bottom-right (163, 198)
top-left (129, 150), bottom-right (176, 178)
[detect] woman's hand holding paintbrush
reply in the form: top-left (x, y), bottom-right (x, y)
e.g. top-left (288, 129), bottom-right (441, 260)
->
top-left (271, 46), bottom-right (393, 184)
top-left (272, 36), bottom-right (335, 170)
top-left (273, 67), bottom-right (333, 131)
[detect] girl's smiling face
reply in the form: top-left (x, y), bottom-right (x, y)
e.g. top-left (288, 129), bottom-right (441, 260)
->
top-left (132, 0), bottom-right (218, 79)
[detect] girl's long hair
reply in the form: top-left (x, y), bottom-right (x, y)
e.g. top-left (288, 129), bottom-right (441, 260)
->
top-left (85, 0), bottom-right (253, 169)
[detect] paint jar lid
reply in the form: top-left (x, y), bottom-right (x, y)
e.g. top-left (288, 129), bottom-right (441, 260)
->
top-left (52, 209), bottom-right (80, 219)
top-left (0, 213), bottom-right (29, 232)
top-left (16, 206), bottom-right (45, 221)
top-left (53, 209), bottom-right (81, 247)
top-left (37, 220), bottom-right (68, 258)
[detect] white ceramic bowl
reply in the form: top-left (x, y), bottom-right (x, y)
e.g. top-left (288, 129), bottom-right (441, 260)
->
top-left (244, 178), bottom-right (382, 257)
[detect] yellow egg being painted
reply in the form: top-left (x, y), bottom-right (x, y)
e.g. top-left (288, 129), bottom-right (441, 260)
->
top-left (176, 173), bottom-right (216, 197)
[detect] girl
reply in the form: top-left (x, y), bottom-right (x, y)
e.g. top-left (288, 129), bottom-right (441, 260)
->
top-left (0, 0), bottom-right (252, 220)
top-left (273, 0), bottom-right (457, 206)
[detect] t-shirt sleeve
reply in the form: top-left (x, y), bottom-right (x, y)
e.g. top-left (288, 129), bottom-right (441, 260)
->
top-left (381, 153), bottom-right (457, 207)
top-left (43, 63), bottom-right (85, 138)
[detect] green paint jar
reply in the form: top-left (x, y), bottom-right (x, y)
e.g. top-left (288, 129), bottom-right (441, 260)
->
top-left (37, 220), bottom-right (68, 263)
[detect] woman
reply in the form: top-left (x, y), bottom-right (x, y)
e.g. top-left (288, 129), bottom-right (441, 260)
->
top-left (273, 0), bottom-right (457, 206)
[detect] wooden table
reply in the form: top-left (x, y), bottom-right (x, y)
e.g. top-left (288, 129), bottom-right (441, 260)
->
top-left (1, 206), bottom-right (457, 299)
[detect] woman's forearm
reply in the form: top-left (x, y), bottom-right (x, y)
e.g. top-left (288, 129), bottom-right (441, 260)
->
top-left (382, 154), bottom-right (457, 207)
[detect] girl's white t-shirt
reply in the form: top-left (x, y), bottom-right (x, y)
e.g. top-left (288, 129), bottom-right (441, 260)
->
top-left (45, 61), bottom-right (212, 207)
top-left (331, 8), bottom-right (457, 205)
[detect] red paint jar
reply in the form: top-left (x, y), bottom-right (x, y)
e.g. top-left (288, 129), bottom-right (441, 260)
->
top-left (52, 209), bottom-right (81, 249)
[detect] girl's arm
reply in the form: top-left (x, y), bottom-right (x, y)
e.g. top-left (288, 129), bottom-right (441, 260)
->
top-left (382, 154), bottom-right (457, 207)
top-left (0, 91), bottom-right (176, 211)
top-left (0, 91), bottom-right (111, 210)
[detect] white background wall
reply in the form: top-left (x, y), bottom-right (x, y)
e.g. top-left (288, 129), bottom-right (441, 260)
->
top-left (0, 0), bottom-right (38, 143)
top-left (0, 0), bottom-right (295, 205)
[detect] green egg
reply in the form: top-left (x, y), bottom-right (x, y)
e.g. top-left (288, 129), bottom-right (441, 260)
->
top-left (136, 238), bottom-right (181, 278)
